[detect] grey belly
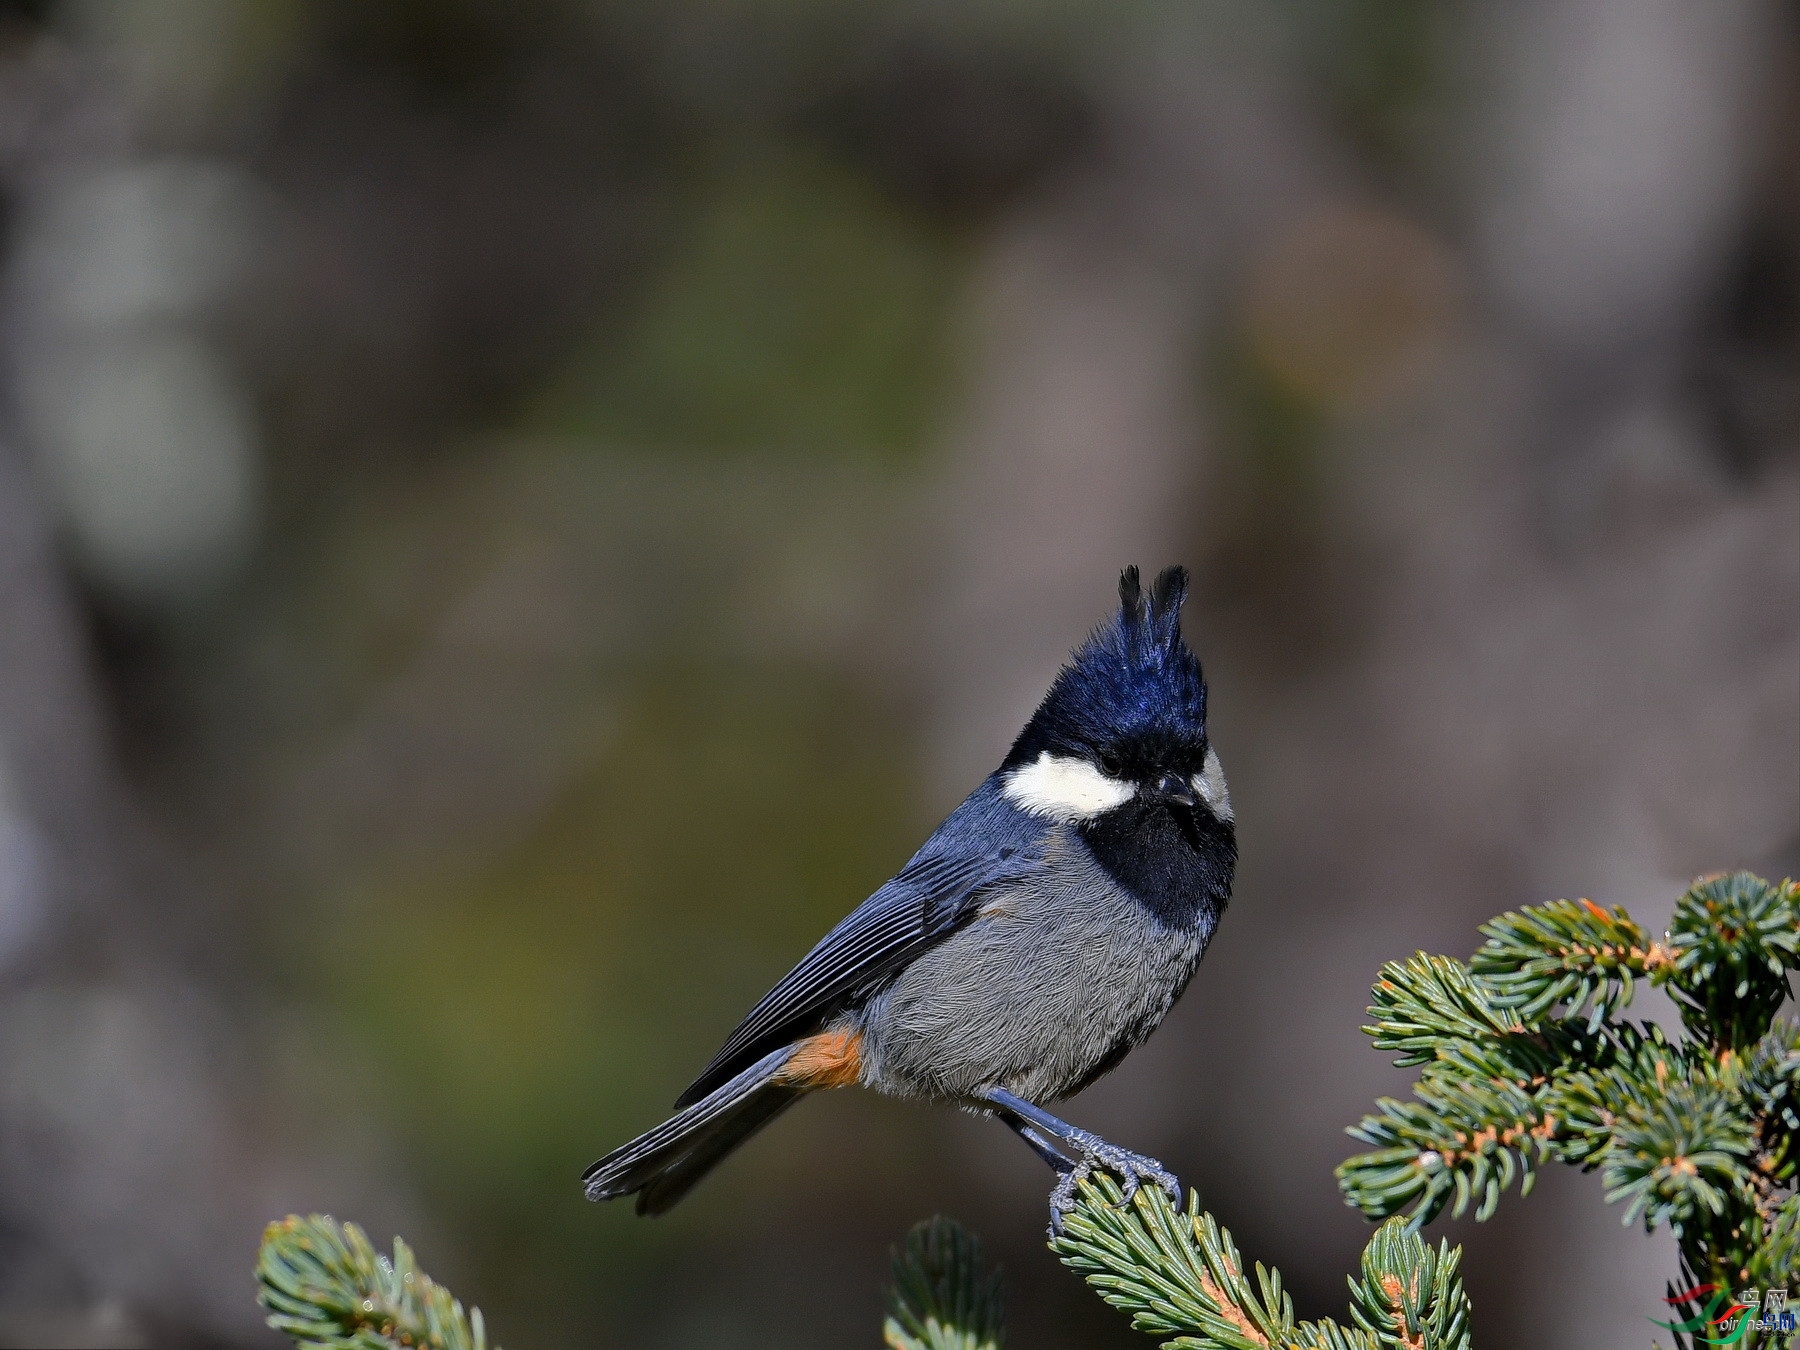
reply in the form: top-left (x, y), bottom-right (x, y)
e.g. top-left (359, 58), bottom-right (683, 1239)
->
top-left (855, 835), bottom-right (1203, 1104)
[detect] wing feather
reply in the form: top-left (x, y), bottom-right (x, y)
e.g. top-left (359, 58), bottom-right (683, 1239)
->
top-left (674, 784), bottom-right (1042, 1107)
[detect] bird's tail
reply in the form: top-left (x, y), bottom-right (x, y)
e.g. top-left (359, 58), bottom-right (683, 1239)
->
top-left (583, 1046), bottom-right (802, 1215)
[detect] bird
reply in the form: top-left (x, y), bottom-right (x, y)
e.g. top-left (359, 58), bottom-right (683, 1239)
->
top-left (582, 565), bottom-right (1236, 1231)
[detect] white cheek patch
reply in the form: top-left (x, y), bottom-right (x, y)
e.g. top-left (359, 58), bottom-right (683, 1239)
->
top-left (1001, 752), bottom-right (1135, 822)
top-left (1194, 746), bottom-right (1233, 822)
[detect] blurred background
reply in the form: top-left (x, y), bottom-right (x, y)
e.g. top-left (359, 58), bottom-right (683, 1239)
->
top-left (0, 0), bottom-right (1793, 1346)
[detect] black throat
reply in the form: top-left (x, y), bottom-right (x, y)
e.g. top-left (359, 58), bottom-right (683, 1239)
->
top-left (1079, 799), bottom-right (1235, 928)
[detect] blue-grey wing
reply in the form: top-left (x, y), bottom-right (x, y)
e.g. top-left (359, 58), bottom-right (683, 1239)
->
top-left (674, 780), bottom-right (1044, 1107)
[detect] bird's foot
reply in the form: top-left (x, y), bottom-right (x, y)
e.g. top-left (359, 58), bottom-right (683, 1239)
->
top-left (1047, 1131), bottom-right (1181, 1238)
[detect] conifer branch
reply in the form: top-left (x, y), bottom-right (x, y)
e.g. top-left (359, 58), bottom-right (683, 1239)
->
top-left (1540, 1022), bottom-right (1689, 1166)
top-left (1601, 1080), bottom-right (1758, 1232)
top-left (1049, 1175), bottom-right (1468, 1350)
top-left (1749, 1193), bottom-right (1800, 1290)
top-left (1664, 874), bottom-right (1799, 1052)
top-left (1471, 898), bottom-right (1665, 1028)
top-left (1339, 871), bottom-right (1799, 1318)
top-left (257, 1215), bottom-right (494, 1350)
top-left (884, 1217), bottom-right (1005, 1350)
top-left (1364, 954), bottom-right (1525, 1065)
top-left (1339, 1076), bottom-right (1553, 1224)
top-left (1744, 1018), bottom-right (1800, 1140)
top-left (1346, 1221), bottom-right (1471, 1350)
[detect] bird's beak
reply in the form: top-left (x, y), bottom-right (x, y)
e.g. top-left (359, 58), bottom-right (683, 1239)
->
top-left (1155, 772), bottom-right (1197, 808)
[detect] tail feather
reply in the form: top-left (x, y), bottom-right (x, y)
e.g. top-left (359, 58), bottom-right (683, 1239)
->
top-left (583, 1046), bottom-right (799, 1214)
top-left (635, 1084), bottom-right (799, 1214)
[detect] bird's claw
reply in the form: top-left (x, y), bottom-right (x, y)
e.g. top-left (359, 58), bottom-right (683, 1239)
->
top-left (1047, 1168), bottom-right (1081, 1237)
top-left (1046, 1132), bottom-right (1181, 1238)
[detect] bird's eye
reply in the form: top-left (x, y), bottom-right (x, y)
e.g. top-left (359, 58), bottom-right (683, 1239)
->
top-left (1097, 750), bottom-right (1123, 777)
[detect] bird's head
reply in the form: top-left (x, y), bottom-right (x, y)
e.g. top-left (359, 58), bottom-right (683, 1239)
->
top-left (999, 565), bottom-right (1230, 831)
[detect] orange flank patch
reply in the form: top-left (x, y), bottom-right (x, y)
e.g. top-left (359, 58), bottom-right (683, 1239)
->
top-left (777, 1027), bottom-right (864, 1090)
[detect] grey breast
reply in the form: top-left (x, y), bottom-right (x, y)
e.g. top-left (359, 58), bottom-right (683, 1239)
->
top-left (855, 826), bottom-right (1205, 1104)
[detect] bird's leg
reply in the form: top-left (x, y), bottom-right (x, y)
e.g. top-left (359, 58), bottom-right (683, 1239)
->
top-left (1000, 1115), bottom-right (1075, 1175)
top-left (982, 1087), bottom-right (1181, 1235)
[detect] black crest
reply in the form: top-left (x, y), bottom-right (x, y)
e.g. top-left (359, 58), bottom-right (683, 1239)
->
top-left (1114, 564), bottom-right (1189, 666)
top-left (1004, 565), bottom-right (1208, 766)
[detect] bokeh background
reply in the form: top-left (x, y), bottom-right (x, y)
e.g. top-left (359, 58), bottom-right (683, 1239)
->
top-left (0, 0), bottom-right (1794, 1346)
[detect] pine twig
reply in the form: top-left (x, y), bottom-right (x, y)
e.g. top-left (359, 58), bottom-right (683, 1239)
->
top-left (257, 1214), bottom-right (494, 1350)
top-left (1050, 1174), bottom-right (1469, 1350)
top-left (1472, 897), bottom-right (1666, 1028)
top-left (884, 1217), bottom-right (1005, 1350)
top-left (1664, 874), bottom-right (1799, 1053)
top-left (1339, 871), bottom-right (1799, 1319)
